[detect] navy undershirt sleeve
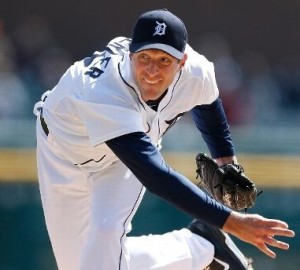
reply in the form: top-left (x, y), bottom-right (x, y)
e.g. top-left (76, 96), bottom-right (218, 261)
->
top-left (191, 98), bottom-right (235, 158)
top-left (106, 132), bottom-right (231, 228)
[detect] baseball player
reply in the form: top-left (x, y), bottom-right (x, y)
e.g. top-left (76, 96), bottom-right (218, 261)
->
top-left (34, 9), bottom-right (294, 270)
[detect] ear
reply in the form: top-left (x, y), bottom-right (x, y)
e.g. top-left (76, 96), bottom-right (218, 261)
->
top-left (179, 53), bottom-right (188, 70)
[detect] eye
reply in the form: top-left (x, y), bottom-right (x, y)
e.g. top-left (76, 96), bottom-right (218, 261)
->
top-left (138, 54), bottom-right (150, 63)
top-left (159, 57), bottom-right (172, 66)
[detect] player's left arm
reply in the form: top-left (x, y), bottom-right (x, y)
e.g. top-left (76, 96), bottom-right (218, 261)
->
top-left (214, 156), bottom-right (238, 166)
top-left (192, 98), bottom-right (258, 211)
top-left (191, 97), bottom-right (235, 162)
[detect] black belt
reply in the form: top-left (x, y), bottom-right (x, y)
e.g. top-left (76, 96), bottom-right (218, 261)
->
top-left (40, 116), bottom-right (49, 136)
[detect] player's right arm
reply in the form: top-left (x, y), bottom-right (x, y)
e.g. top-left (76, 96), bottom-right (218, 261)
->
top-left (106, 132), bottom-right (295, 258)
top-left (106, 131), bottom-right (231, 228)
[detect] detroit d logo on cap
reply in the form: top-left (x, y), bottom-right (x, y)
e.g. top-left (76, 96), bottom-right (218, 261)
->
top-left (153, 21), bottom-right (167, 36)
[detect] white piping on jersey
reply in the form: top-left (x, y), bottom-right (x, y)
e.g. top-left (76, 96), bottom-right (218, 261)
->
top-left (74, 154), bottom-right (106, 166)
top-left (118, 185), bottom-right (145, 270)
top-left (157, 71), bottom-right (183, 138)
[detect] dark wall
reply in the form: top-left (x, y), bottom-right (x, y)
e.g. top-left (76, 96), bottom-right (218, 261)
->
top-left (1, 0), bottom-right (300, 64)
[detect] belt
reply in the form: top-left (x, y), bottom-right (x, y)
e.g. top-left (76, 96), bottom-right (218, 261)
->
top-left (40, 116), bottom-right (49, 136)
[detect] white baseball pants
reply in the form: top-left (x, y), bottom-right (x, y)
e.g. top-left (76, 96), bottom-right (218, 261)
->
top-left (36, 120), bottom-right (214, 270)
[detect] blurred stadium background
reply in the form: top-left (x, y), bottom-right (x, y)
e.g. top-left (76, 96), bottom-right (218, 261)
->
top-left (0, 1), bottom-right (299, 269)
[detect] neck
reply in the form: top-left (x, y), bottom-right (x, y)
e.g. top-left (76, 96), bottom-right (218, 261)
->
top-left (146, 89), bottom-right (168, 111)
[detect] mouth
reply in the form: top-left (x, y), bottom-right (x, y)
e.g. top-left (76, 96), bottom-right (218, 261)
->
top-left (143, 77), bottom-right (161, 85)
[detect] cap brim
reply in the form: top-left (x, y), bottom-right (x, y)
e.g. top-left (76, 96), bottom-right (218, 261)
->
top-left (130, 43), bottom-right (184, 59)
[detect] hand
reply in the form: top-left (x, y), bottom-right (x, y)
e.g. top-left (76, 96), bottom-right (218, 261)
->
top-left (223, 211), bottom-right (295, 258)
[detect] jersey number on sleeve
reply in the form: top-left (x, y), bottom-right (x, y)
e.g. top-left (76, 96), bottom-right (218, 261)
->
top-left (84, 38), bottom-right (130, 79)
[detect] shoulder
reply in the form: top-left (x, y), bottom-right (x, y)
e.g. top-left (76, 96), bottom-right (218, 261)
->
top-left (176, 44), bottom-right (219, 104)
top-left (69, 37), bottom-right (131, 80)
top-left (183, 44), bottom-right (216, 78)
top-left (105, 37), bottom-right (131, 53)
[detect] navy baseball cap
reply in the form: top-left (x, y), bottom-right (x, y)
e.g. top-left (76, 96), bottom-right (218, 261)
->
top-left (129, 9), bottom-right (188, 59)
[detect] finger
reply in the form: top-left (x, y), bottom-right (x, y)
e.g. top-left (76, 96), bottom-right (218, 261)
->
top-left (264, 219), bottom-right (289, 229)
top-left (264, 236), bottom-right (290, 250)
top-left (257, 242), bottom-right (276, 258)
top-left (268, 227), bottom-right (295, 237)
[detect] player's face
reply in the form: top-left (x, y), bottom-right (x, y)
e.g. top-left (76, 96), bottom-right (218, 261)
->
top-left (130, 50), bottom-right (187, 102)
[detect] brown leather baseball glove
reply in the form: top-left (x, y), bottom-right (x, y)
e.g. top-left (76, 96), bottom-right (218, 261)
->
top-left (196, 153), bottom-right (257, 211)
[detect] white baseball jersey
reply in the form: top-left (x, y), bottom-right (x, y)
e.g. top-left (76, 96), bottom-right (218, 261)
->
top-left (37, 37), bottom-right (218, 172)
top-left (34, 36), bottom-right (223, 270)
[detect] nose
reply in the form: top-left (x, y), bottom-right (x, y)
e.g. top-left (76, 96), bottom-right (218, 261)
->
top-left (146, 60), bottom-right (159, 76)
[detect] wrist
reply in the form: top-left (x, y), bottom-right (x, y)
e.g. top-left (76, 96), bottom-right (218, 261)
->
top-left (215, 156), bottom-right (238, 166)
top-left (222, 211), bottom-right (243, 234)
